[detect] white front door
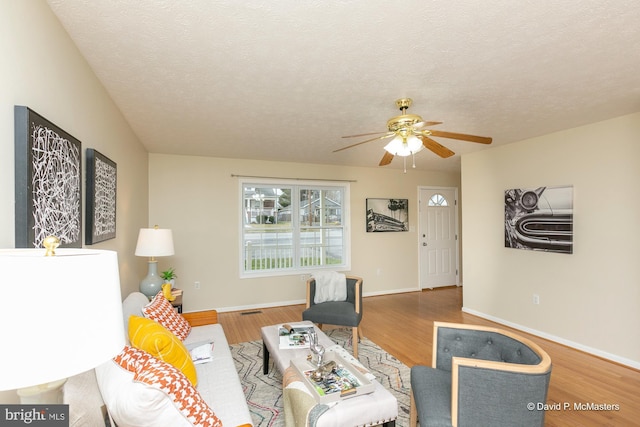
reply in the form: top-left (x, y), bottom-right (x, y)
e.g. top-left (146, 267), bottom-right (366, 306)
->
top-left (419, 187), bottom-right (459, 288)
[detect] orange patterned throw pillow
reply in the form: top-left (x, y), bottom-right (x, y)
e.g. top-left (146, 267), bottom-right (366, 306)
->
top-left (114, 346), bottom-right (223, 427)
top-left (143, 292), bottom-right (192, 340)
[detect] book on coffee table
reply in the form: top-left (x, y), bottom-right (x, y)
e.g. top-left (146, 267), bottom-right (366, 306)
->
top-left (278, 323), bottom-right (314, 349)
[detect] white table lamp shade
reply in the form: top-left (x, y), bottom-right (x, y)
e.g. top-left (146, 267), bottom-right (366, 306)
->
top-left (0, 249), bottom-right (125, 392)
top-left (135, 228), bottom-right (174, 257)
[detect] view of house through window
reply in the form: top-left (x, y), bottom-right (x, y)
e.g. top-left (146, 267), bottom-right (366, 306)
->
top-left (241, 181), bottom-right (349, 276)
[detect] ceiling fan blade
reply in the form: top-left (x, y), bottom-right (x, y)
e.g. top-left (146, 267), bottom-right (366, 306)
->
top-left (333, 133), bottom-right (394, 153)
top-left (342, 130), bottom-right (389, 138)
top-left (379, 151), bottom-right (394, 166)
top-left (421, 136), bottom-right (455, 158)
top-left (428, 130), bottom-right (492, 144)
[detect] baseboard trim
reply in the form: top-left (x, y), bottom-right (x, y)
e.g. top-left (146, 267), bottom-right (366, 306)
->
top-left (462, 307), bottom-right (640, 370)
top-left (364, 287), bottom-right (420, 297)
top-left (216, 299), bottom-right (306, 313)
top-left (214, 287), bottom-right (420, 314)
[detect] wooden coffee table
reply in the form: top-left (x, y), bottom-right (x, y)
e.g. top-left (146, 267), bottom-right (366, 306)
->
top-left (261, 322), bottom-right (398, 426)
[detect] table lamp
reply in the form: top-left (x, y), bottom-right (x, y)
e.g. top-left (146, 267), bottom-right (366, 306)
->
top-left (0, 241), bottom-right (125, 404)
top-left (135, 226), bottom-right (174, 298)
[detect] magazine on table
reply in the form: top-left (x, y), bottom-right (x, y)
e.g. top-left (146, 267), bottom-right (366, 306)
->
top-left (188, 341), bottom-right (214, 364)
top-left (278, 323), bottom-right (315, 349)
top-left (303, 364), bottom-right (362, 397)
top-left (290, 350), bottom-right (375, 403)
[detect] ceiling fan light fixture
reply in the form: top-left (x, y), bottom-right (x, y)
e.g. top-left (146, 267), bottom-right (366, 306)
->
top-left (384, 134), bottom-right (424, 157)
top-left (338, 97), bottom-right (492, 167)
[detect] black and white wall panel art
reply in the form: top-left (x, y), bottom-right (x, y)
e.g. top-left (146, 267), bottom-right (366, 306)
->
top-left (14, 106), bottom-right (82, 248)
top-left (86, 149), bottom-right (117, 244)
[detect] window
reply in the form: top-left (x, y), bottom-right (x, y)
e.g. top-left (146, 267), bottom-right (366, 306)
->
top-left (428, 193), bottom-right (448, 207)
top-left (241, 180), bottom-right (350, 277)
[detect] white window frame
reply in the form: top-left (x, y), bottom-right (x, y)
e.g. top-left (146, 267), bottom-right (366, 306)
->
top-left (428, 193), bottom-right (449, 206)
top-left (239, 178), bottom-right (350, 278)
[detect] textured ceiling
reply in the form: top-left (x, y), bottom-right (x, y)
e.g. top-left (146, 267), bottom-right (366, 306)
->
top-left (47, 0), bottom-right (640, 172)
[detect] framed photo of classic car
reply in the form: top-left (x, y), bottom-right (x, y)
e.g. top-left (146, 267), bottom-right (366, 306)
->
top-left (14, 106), bottom-right (82, 248)
top-left (504, 185), bottom-right (573, 254)
top-left (366, 198), bottom-right (408, 232)
top-left (86, 149), bottom-right (117, 244)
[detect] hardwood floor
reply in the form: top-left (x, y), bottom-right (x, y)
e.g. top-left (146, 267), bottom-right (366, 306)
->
top-left (218, 287), bottom-right (640, 426)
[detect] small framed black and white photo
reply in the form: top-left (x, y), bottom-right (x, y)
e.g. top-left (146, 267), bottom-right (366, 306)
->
top-left (366, 198), bottom-right (409, 232)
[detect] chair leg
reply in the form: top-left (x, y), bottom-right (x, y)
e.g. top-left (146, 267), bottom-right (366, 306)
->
top-left (352, 327), bottom-right (359, 358)
top-left (410, 390), bottom-right (418, 427)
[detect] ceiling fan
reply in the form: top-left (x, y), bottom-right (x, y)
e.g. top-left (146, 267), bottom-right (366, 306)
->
top-left (334, 98), bottom-right (492, 169)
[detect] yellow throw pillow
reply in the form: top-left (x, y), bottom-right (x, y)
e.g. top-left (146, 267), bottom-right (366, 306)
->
top-left (128, 315), bottom-right (197, 386)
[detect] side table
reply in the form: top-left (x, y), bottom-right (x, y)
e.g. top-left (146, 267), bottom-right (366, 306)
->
top-left (171, 294), bottom-right (183, 313)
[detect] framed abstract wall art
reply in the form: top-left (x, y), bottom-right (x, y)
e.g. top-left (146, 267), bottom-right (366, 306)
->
top-left (14, 106), bottom-right (82, 248)
top-left (504, 185), bottom-right (573, 254)
top-left (86, 149), bottom-right (117, 244)
top-left (366, 198), bottom-right (408, 232)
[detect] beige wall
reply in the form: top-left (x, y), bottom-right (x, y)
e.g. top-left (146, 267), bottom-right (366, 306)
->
top-left (461, 112), bottom-right (640, 367)
top-left (0, 1), bottom-right (149, 291)
top-left (1, 0), bottom-right (149, 401)
top-left (149, 154), bottom-right (460, 312)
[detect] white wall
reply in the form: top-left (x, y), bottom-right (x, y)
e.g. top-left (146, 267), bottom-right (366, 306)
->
top-left (461, 112), bottom-right (640, 367)
top-left (149, 154), bottom-right (460, 312)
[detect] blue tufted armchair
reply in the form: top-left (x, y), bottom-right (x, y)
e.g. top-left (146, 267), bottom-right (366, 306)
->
top-left (410, 322), bottom-right (552, 427)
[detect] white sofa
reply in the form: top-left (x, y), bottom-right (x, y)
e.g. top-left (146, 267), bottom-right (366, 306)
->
top-left (94, 292), bottom-right (253, 427)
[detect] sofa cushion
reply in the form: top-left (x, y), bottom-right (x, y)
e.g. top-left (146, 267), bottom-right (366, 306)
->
top-left (102, 292), bottom-right (254, 427)
top-left (143, 292), bottom-right (191, 340)
top-left (128, 315), bottom-right (197, 386)
top-left (184, 323), bottom-right (255, 427)
top-left (303, 301), bottom-right (361, 327)
top-left (122, 292), bottom-right (151, 344)
top-left (96, 346), bottom-right (221, 427)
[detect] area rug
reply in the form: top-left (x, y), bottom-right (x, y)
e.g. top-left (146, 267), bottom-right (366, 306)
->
top-left (230, 328), bottom-right (411, 426)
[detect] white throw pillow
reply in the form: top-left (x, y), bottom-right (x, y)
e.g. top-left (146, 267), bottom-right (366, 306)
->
top-left (312, 271), bottom-right (347, 304)
top-left (96, 358), bottom-right (193, 427)
top-left (95, 346), bottom-right (221, 427)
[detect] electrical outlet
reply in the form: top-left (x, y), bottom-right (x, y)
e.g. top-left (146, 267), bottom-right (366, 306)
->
top-left (533, 294), bottom-right (540, 305)
top-left (194, 281), bottom-right (201, 290)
